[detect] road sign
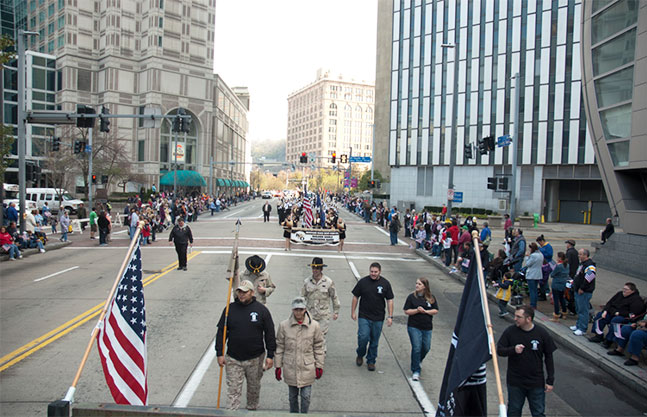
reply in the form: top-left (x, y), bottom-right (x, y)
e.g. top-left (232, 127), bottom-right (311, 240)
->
top-left (349, 156), bottom-right (372, 163)
top-left (142, 107), bottom-right (162, 129)
top-left (497, 134), bottom-right (512, 147)
top-left (447, 188), bottom-right (454, 201)
top-left (453, 191), bottom-right (463, 203)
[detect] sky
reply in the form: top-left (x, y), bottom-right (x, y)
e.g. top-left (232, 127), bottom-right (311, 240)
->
top-left (213, 0), bottom-right (378, 144)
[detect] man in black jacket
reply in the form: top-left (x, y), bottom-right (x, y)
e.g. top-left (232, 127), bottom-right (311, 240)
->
top-left (216, 280), bottom-right (276, 410)
top-left (262, 201), bottom-right (272, 222)
top-left (589, 282), bottom-right (643, 343)
top-left (168, 218), bottom-right (193, 271)
top-left (571, 249), bottom-right (596, 336)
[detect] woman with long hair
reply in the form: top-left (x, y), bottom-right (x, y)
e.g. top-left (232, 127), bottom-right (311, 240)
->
top-left (403, 277), bottom-right (439, 381)
top-left (524, 242), bottom-right (544, 308)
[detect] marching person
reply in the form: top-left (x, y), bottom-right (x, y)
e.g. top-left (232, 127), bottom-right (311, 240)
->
top-left (497, 305), bottom-right (556, 417)
top-left (282, 213), bottom-right (294, 251)
top-left (274, 296), bottom-right (325, 414)
top-left (216, 280), bottom-right (276, 411)
top-left (301, 257), bottom-right (341, 344)
top-left (403, 277), bottom-right (439, 381)
top-left (241, 255), bottom-right (276, 305)
top-left (336, 217), bottom-right (346, 252)
top-left (168, 217), bottom-right (193, 271)
top-left (351, 262), bottom-right (394, 371)
top-left (262, 200), bottom-right (272, 222)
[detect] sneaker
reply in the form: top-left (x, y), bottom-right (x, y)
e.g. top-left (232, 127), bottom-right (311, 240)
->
top-left (183, 267), bottom-right (188, 271)
top-left (18, 255), bottom-right (23, 259)
top-left (573, 329), bottom-right (584, 336)
top-left (367, 363), bottom-right (376, 371)
top-left (498, 312), bottom-right (509, 317)
top-left (569, 325), bottom-right (578, 331)
top-left (355, 356), bottom-right (363, 367)
top-left (177, 266), bottom-right (183, 270)
top-left (412, 372), bottom-right (420, 381)
top-left (9, 257), bottom-right (16, 261)
top-left (39, 249), bottom-right (46, 253)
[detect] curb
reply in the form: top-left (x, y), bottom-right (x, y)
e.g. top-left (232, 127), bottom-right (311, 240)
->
top-left (414, 248), bottom-right (647, 399)
top-left (0, 241), bottom-right (72, 262)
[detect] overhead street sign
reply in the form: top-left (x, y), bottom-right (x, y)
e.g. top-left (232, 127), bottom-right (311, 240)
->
top-left (142, 107), bottom-right (163, 128)
top-left (349, 156), bottom-right (372, 163)
top-left (497, 134), bottom-right (512, 147)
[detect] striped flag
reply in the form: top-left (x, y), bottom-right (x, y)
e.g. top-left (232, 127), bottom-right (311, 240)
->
top-left (303, 193), bottom-right (313, 228)
top-left (97, 242), bottom-right (148, 405)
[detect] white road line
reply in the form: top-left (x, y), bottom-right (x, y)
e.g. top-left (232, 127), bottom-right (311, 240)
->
top-left (172, 339), bottom-right (217, 408)
top-left (34, 266), bottom-right (79, 282)
top-left (373, 226), bottom-right (407, 246)
top-left (222, 209), bottom-right (244, 219)
top-left (348, 261), bottom-right (360, 279)
top-left (112, 229), bottom-right (128, 235)
top-left (189, 236), bottom-right (394, 246)
top-left (200, 250), bottom-right (423, 262)
top-left (408, 379), bottom-right (436, 416)
top-left (265, 254), bottom-right (272, 264)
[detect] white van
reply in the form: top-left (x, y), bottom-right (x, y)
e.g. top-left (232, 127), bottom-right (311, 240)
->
top-left (25, 188), bottom-right (85, 214)
top-left (3, 183), bottom-right (38, 212)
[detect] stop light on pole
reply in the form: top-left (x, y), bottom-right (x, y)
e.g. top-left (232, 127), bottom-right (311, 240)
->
top-left (52, 136), bottom-right (60, 151)
top-left (92, 174), bottom-right (97, 184)
top-left (99, 106), bottom-right (111, 133)
top-left (464, 143), bottom-right (473, 159)
top-left (478, 138), bottom-right (488, 155)
top-left (485, 135), bottom-right (496, 151)
top-left (331, 152), bottom-right (336, 163)
top-left (369, 180), bottom-right (376, 188)
top-left (300, 152), bottom-right (307, 163)
top-left (340, 154), bottom-right (348, 163)
top-left (498, 177), bottom-right (509, 191)
top-left (73, 140), bottom-right (82, 154)
top-left (487, 177), bottom-right (497, 190)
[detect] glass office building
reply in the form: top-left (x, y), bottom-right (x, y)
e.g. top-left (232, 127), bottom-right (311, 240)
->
top-left (581, 0), bottom-right (647, 236)
top-left (380, 0), bottom-right (610, 223)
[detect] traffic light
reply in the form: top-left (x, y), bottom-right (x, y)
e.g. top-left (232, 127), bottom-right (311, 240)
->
top-left (52, 136), bottom-right (60, 151)
top-left (177, 108), bottom-right (190, 133)
top-left (300, 152), bottom-right (307, 163)
top-left (498, 177), bottom-right (509, 191)
top-left (340, 154), bottom-right (348, 163)
top-left (92, 175), bottom-right (97, 184)
top-left (331, 152), bottom-right (336, 163)
top-left (32, 164), bottom-right (41, 182)
top-left (172, 115), bottom-right (181, 132)
top-left (487, 177), bottom-right (497, 190)
top-left (369, 180), bottom-right (376, 188)
top-left (101, 175), bottom-right (109, 184)
top-left (478, 138), bottom-right (488, 155)
top-left (76, 105), bottom-right (96, 128)
top-left (485, 135), bottom-right (496, 151)
top-left (73, 140), bottom-right (82, 154)
top-left (464, 143), bottom-right (473, 159)
top-left (99, 106), bottom-right (111, 133)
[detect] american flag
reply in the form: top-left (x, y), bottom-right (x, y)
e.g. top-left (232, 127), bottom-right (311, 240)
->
top-left (303, 193), bottom-right (313, 228)
top-left (97, 243), bottom-right (148, 405)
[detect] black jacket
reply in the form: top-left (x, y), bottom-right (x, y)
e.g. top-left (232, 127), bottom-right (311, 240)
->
top-left (603, 290), bottom-right (644, 318)
top-left (574, 258), bottom-right (596, 293)
top-left (168, 224), bottom-right (193, 245)
top-left (215, 297), bottom-right (276, 361)
top-left (566, 247), bottom-right (579, 278)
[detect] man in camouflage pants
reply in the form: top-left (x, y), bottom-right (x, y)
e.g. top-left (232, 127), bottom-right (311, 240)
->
top-left (216, 280), bottom-right (276, 410)
top-left (301, 257), bottom-right (341, 348)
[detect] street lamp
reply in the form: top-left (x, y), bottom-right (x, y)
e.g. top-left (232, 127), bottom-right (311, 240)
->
top-left (441, 42), bottom-right (458, 218)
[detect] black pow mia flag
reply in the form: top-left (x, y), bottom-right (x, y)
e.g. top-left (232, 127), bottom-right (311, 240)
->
top-left (436, 254), bottom-right (491, 416)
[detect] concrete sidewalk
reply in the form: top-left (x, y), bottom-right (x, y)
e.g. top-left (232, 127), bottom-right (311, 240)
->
top-left (413, 245), bottom-right (647, 399)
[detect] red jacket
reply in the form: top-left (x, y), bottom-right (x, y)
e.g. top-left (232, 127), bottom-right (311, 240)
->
top-left (0, 232), bottom-right (14, 246)
top-left (448, 225), bottom-right (459, 246)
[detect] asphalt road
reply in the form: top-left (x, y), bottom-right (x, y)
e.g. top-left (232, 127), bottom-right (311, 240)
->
top-left (1, 198), bottom-right (646, 416)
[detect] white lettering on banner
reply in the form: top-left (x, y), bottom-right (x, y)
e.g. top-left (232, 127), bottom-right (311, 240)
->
top-left (290, 228), bottom-right (340, 246)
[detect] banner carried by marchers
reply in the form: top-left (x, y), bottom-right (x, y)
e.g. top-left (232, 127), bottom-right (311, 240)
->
top-left (290, 228), bottom-right (340, 246)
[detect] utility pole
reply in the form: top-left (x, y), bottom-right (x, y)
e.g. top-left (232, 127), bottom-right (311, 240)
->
top-left (509, 73), bottom-right (520, 222)
top-left (17, 29), bottom-right (39, 233)
top-left (442, 42), bottom-right (458, 219)
top-left (173, 127), bottom-right (178, 197)
top-left (88, 127), bottom-right (93, 209)
top-left (209, 156), bottom-right (214, 196)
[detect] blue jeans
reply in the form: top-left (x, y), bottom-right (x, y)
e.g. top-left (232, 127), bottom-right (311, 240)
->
top-left (527, 279), bottom-right (539, 308)
top-left (130, 226), bottom-right (137, 240)
top-left (390, 231), bottom-right (398, 245)
top-left (574, 291), bottom-right (593, 332)
top-left (60, 230), bottom-right (68, 242)
top-left (5, 244), bottom-right (21, 259)
top-left (357, 318), bottom-right (384, 364)
top-left (288, 385), bottom-right (312, 413)
top-left (508, 385), bottom-right (545, 417)
top-left (407, 327), bottom-right (432, 373)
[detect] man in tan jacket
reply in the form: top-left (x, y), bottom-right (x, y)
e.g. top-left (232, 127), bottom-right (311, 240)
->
top-left (274, 296), bottom-right (325, 414)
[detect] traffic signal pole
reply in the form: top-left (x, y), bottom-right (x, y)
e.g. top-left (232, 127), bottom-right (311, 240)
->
top-left (88, 127), bottom-right (93, 209)
top-left (509, 73), bottom-right (520, 222)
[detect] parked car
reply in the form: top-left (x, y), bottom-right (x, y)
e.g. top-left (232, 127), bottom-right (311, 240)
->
top-left (261, 191), bottom-right (272, 199)
top-left (25, 188), bottom-right (85, 214)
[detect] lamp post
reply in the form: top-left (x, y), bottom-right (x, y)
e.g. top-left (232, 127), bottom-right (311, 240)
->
top-left (441, 42), bottom-right (459, 218)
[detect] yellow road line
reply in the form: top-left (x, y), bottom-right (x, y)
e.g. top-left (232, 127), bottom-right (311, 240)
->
top-left (0, 251), bottom-right (201, 373)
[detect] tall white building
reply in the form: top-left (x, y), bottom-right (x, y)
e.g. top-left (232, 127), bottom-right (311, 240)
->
top-left (378, 0), bottom-right (612, 224)
top-left (4, 0), bottom-right (249, 193)
top-left (287, 70), bottom-right (374, 169)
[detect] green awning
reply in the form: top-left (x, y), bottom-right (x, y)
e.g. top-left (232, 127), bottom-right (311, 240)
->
top-left (243, 181), bottom-right (249, 187)
top-left (159, 170), bottom-right (206, 187)
top-left (224, 179), bottom-right (231, 187)
top-left (217, 178), bottom-right (225, 186)
top-left (235, 180), bottom-right (242, 187)
top-left (232, 180), bottom-right (238, 187)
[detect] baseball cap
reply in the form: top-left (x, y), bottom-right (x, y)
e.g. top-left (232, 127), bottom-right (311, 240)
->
top-left (565, 239), bottom-right (576, 246)
top-left (291, 296), bottom-right (307, 310)
top-left (237, 280), bottom-right (255, 292)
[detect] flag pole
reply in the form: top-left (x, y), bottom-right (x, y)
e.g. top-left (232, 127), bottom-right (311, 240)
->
top-left (217, 219), bottom-right (241, 409)
top-left (471, 231), bottom-right (507, 417)
top-left (62, 221), bottom-right (144, 404)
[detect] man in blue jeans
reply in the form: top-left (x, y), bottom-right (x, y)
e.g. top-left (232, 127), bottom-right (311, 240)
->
top-left (497, 305), bottom-right (556, 417)
top-left (570, 249), bottom-right (596, 336)
top-left (350, 262), bottom-right (394, 371)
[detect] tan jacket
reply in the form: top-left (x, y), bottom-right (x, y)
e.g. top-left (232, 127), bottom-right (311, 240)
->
top-left (274, 312), bottom-right (325, 388)
top-left (240, 270), bottom-right (275, 304)
top-left (301, 275), bottom-right (340, 321)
